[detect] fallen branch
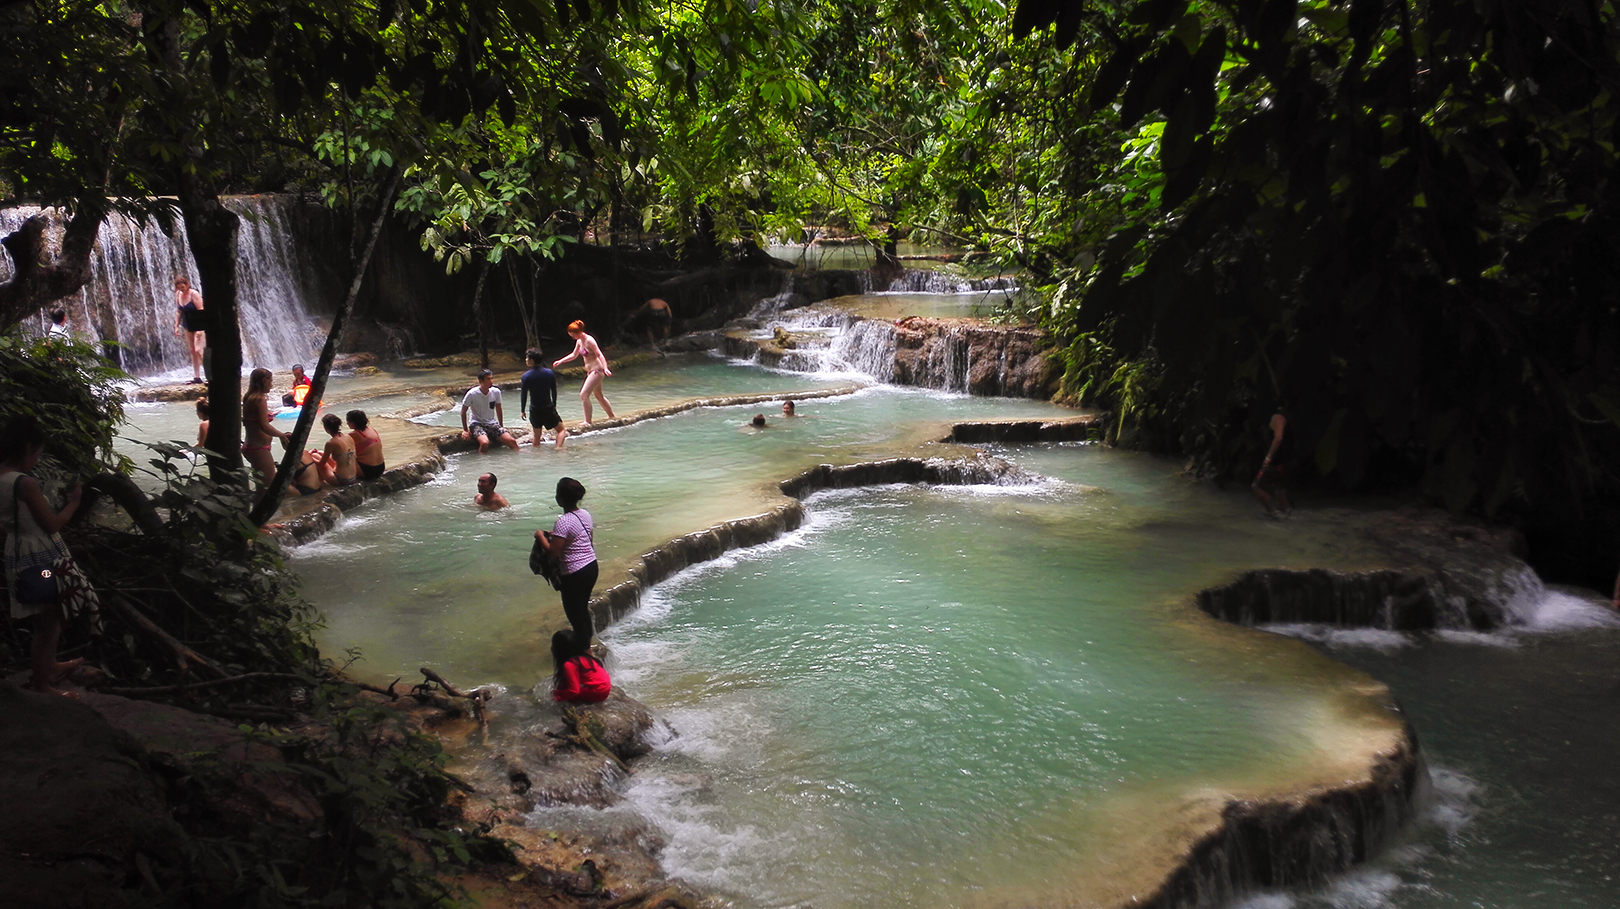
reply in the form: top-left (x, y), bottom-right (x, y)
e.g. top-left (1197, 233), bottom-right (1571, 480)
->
top-left (98, 671), bottom-right (306, 697)
top-left (416, 667), bottom-right (494, 729)
top-left (105, 593), bottom-right (230, 679)
top-left (560, 705), bottom-right (629, 775)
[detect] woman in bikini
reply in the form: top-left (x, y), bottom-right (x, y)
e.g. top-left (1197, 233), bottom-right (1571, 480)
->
top-left (242, 367), bottom-right (289, 489)
top-left (172, 276), bottom-right (207, 384)
top-left (552, 319), bottom-right (616, 425)
top-left (347, 410), bottom-right (385, 481)
top-left (318, 413), bottom-right (359, 486)
top-left (289, 449), bottom-right (326, 496)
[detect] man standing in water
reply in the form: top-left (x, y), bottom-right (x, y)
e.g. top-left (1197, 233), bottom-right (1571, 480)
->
top-left (1250, 406), bottom-right (1293, 516)
top-left (460, 369), bottom-right (520, 453)
top-left (520, 348), bottom-right (567, 449)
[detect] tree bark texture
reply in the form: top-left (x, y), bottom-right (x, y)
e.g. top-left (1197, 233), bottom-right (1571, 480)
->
top-left (0, 203), bottom-right (108, 331)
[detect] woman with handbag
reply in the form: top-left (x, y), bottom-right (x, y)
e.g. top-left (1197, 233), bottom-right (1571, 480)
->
top-left (533, 477), bottom-right (598, 651)
top-left (2, 415), bottom-right (99, 697)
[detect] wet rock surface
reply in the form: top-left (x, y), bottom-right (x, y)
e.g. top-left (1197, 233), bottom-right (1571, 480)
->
top-left (892, 317), bottom-right (1060, 398)
top-left (1199, 507), bottom-right (1543, 631)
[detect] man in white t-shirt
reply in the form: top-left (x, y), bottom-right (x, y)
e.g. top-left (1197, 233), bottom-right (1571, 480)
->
top-left (460, 369), bottom-right (519, 453)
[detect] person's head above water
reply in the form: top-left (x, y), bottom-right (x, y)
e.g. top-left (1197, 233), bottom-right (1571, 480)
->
top-left (751, 414), bottom-right (767, 427)
top-left (478, 472), bottom-right (498, 491)
top-left (556, 476), bottom-right (586, 510)
top-left (782, 400), bottom-right (796, 416)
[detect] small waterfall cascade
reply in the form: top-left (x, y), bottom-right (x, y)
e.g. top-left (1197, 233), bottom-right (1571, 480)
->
top-left (914, 323), bottom-right (971, 393)
top-left (746, 271), bottom-right (803, 319)
top-left (0, 196), bottom-right (323, 376)
top-left (860, 266), bottom-right (1016, 294)
top-left (827, 319), bottom-right (896, 382)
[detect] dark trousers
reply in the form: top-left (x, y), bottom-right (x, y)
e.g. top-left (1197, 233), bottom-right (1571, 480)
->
top-left (559, 559), bottom-right (599, 647)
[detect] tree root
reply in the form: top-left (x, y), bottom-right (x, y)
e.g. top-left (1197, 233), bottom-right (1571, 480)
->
top-left (560, 705), bottom-right (628, 775)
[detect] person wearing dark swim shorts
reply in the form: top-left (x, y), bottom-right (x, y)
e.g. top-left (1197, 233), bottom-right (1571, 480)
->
top-left (172, 277), bottom-right (207, 384)
top-left (347, 410), bottom-right (386, 480)
top-left (520, 348), bottom-right (568, 449)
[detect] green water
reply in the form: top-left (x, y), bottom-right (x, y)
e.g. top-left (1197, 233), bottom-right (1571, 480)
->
top-left (586, 444), bottom-right (1386, 907)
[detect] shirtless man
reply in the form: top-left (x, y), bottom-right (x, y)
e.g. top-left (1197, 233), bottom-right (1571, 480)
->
top-left (553, 319), bottom-right (616, 425)
top-left (460, 369), bottom-right (520, 453)
top-left (630, 297), bottom-right (673, 348)
top-left (474, 472), bottom-right (510, 510)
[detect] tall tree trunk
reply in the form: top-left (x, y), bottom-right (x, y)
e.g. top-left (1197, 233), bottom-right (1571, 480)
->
top-left (250, 168), bottom-right (401, 526)
top-left (178, 177), bottom-right (246, 481)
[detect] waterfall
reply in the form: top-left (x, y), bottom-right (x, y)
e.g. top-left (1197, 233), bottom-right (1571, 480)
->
top-left (1, 196), bottom-right (324, 376)
top-left (828, 319), bottom-right (896, 382)
top-left (860, 266), bottom-right (1017, 294)
top-left (747, 272), bottom-right (802, 319)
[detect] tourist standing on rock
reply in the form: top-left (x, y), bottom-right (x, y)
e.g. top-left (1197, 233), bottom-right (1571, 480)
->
top-left (520, 349), bottom-right (567, 449)
top-left (553, 320), bottom-right (616, 425)
top-left (474, 473), bottom-right (509, 510)
top-left (318, 414), bottom-right (359, 487)
top-left (1, 415), bottom-right (100, 698)
top-left (347, 410), bottom-right (385, 480)
top-left (1250, 405), bottom-right (1293, 517)
top-left (534, 477), bottom-right (598, 650)
top-left (550, 629), bottom-right (611, 703)
top-left (172, 276), bottom-right (207, 384)
top-left (242, 367), bottom-right (291, 490)
top-left (460, 368), bottom-right (520, 453)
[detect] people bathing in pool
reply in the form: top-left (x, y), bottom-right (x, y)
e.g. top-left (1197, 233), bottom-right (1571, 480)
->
top-left (461, 368), bottom-right (520, 453)
top-left (474, 472), bottom-right (509, 510)
top-left (553, 319), bottom-right (616, 425)
top-left (347, 410), bottom-right (385, 480)
top-left (781, 400), bottom-right (797, 417)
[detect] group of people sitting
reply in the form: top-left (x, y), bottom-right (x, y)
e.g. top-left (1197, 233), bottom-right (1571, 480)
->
top-left (193, 365), bottom-right (386, 496)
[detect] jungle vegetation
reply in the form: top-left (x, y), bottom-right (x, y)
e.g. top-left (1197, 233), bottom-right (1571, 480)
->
top-left (3, 2), bottom-right (1618, 553)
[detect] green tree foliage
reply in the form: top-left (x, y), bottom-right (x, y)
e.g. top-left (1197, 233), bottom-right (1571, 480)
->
top-left (0, 335), bottom-right (129, 479)
top-left (1012, 0), bottom-right (1620, 529)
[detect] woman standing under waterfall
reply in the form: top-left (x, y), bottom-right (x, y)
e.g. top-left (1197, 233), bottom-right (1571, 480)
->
top-left (553, 320), bottom-right (616, 425)
top-left (172, 277), bottom-right (207, 384)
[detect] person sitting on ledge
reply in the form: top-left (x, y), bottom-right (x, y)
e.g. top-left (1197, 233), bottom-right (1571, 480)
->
top-left (474, 472), bottom-right (509, 510)
top-left (460, 368), bottom-right (520, 453)
top-left (282, 364), bottom-right (311, 408)
top-left (319, 413), bottom-right (359, 486)
top-left (347, 410), bottom-right (385, 480)
top-left (550, 629), bottom-right (610, 704)
top-left (194, 399), bottom-right (210, 452)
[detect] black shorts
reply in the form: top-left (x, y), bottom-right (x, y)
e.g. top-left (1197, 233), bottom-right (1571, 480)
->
top-left (531, 408), bottom-right (563, 430)
top-left (359, 462), bottom-right (386, 480)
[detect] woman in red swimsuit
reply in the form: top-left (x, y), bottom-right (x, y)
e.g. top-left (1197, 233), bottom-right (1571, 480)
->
top-left (346, 410), bottom-right (385, 481)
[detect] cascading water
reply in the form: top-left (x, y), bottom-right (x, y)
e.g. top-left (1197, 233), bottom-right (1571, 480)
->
top-left (0, 196), bottom-right (323, 376)
top-left (827, 318), bottom-right (896, 381)
top-left (859, 266), bottom-right (1016, 294)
